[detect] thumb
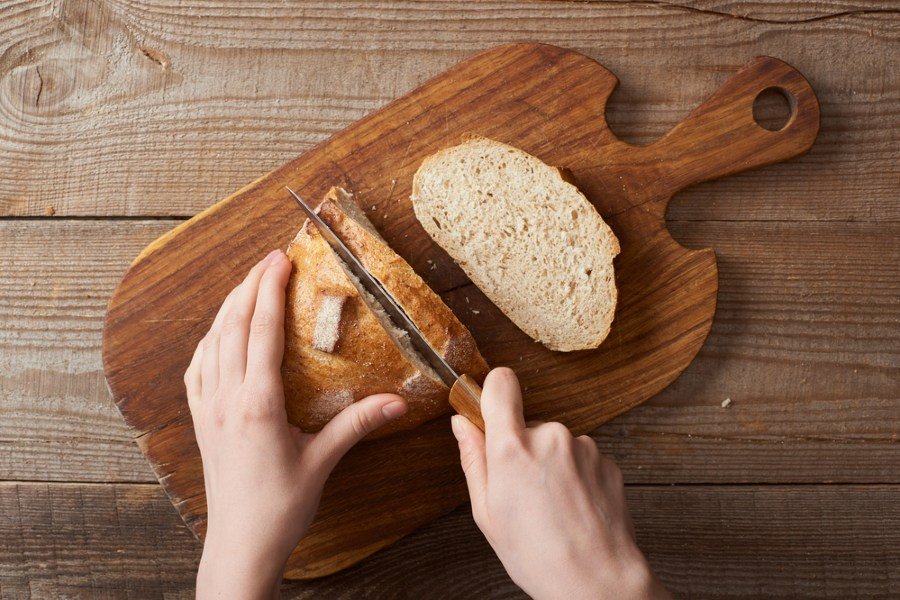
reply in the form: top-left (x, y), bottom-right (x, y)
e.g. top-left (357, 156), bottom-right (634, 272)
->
top-left (451, 415), bottom-right (487, 516)
top-left (309, 393), bottom-right (407, 474)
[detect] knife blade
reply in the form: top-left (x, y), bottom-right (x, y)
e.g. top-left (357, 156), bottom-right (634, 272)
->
top-left (286, 187), bottom-right (484, 428)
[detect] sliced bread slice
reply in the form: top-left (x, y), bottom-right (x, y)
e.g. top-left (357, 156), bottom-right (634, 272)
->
top-left (411, 136), bottom-right (620, 352)
top-left (282, 187), bottom-right (488, 438)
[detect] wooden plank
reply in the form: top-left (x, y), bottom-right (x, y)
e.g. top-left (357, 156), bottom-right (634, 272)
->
top-left (0, 221), bottom-right (164, 483)
top-left (0, 1), bottom-right (896, 220)
top-left (620, 1), bottom-right (900, 22)
top-left (0, 482), bottom-right (199, 599)
top-left (1, 482), bottom-right (896, 597)
top-left (1, 218), bottom-right (897, 485)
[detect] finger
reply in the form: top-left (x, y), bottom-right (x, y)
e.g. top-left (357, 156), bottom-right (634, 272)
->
top-left (576, 434), bottom-right (598, 453)
top-left (185, 344), bottom-right (208, 457)
top-left (200, 287), bottom-right (237, 400)
top-left (451, 415), bottom-right (487, 517)
top-left (185, 343), bottom-right (203, 415)
top-left (185, 342), bottom-right (203, 403)
top-left (309, 394), bottom-right (407, 475)
top-left (246, 250), bottom-right (292, 382)
top-left (624, 504), bottom-right (637, 541)
top-left (574, 435), bottom-right (602, 479)
top-left (218, 252), bottom-right (277, 386)
top-left (596, 455), bottom-right (635, 538)
top-left (481, 367), bottom-right (526, 440)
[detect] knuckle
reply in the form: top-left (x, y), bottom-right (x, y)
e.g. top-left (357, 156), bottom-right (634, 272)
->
top-left (494, 436), bottom-right (523, 459)
top-left (459, 447), bottom-right (482, 475)
top-left (548, 421), bottom-right (568, 435)
top-left (250, 311), bottom-right (274, 335)
top-left (460, 453), bottom-right (478, 474)
top-left (221, 310), bottom-right (247, 335)
top-left (543, 422), bottom-right (572, 443)
top-left (240, 385), bottom-right (280, 419)
top-left (600, 457), bottom-right (624, 484)
top-left (350, 408), bottom-right (376, 438)
top-left (577, 435), bottom-right (598, 452)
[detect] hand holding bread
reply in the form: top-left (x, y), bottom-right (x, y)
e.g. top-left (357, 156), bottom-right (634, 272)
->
top-left (186, 249), bottom-right (409, 599)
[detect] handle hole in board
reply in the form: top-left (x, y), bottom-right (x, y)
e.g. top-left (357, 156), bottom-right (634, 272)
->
top-left (753, 86), bottom-right (795, 131)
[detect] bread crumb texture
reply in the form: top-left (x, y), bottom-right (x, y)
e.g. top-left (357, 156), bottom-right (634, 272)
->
top-left (412, 136), bottom-right (620, 351)
top-left (311, 293), bottom-right (348, 353)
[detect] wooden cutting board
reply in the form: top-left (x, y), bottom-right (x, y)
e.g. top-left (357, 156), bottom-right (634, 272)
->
top-left (102, 43), bottom-right (819, 579)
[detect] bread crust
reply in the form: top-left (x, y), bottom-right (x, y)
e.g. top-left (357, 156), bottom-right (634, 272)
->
top-left (282, 188), bottom-right (488, 438)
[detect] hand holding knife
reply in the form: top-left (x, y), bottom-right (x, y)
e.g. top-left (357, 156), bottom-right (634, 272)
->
top-left (286, 187), bottom-right (486, 431)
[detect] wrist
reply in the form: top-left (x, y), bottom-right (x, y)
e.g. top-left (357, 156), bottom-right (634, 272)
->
top-left (599, 545), bottom-right (670, 600)
top-left (615, 560), bottom-right (669, 600)
top-left (197, 530), bottom-right (287, 600)
top-left (563, 543), bottom-right (668, 600)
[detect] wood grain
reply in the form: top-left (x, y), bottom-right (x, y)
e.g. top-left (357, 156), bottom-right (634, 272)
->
top-left (101, 44), bottom-right (824, 577)
top-left (0, 1), bottom-right (895, 221)
top-left (615, 0), bottom-right (900, 22)
top-left (0, 221), bottom-right (165, 484)
top-left (1, 1), bottom-right (896, 594)
top-left (1, 482), bottom-right (897, 599)
top-left (3, 217), bottom-right (896, 486)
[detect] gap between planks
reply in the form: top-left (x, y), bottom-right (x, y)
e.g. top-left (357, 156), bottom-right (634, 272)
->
top-left (2, 480), bottom-right (896, 488)
top-left (2, 216), bottom-right (898, 223)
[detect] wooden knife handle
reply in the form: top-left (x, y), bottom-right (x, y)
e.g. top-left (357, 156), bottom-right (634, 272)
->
top-left (448, 374), bottom-right (485, 432)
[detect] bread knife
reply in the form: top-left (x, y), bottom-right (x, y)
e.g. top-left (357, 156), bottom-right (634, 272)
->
top-left (286, 187), bottom-right (486, 431)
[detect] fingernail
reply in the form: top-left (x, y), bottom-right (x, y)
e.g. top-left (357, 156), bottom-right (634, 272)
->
top-left (450, 415), bottom-right (466, 442)
top-left (381, 400), bottom-right (407, 420)
top-left (263, 249), bottom-right (280, 264)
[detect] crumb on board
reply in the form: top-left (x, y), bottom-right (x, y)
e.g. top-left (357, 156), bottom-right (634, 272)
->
top-left (465, 296), bottom-right (470, 304)
top-left (721, 398), bottom-right (732, 408)
top-left (471, 309), bottom-right (480, 314)
top-left (44, 206), bottom-right (56, 216)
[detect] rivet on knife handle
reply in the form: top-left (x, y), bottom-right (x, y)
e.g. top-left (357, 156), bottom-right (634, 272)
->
top-left (449, 374), bottom-right (485, 432)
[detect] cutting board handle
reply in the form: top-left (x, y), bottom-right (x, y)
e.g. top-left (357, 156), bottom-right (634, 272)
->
top-left (650, 56), bottom-right (820, 197)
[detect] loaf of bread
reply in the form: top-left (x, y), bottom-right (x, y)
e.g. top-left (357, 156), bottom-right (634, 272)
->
top-left (411, 136), bottom-right (620, 352)
top-left (282, 187), bottom-right (489, 438)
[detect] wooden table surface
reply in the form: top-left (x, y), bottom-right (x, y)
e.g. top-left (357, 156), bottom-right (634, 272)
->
top-left (1, 1), bottom-right (897, 598)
